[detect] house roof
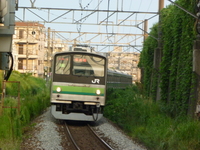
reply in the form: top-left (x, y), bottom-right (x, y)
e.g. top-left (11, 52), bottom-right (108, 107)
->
top-left (15, 22), bottom-right (45, 28)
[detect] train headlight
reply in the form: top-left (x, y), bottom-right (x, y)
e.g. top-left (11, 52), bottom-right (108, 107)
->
top-left (56, 87), bottom-right (62, 92)
top-left (96, 89), bottom-right (101, 95)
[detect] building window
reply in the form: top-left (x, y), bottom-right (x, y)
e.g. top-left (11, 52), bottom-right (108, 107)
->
top-left (38, 60), bottom-right (42, 65)
top-left (19, 44), bottom-right (24, 54)
top-left (18, 58), bottom-right (23, 69)
top-left (19, 30), bottom-right (24, 39)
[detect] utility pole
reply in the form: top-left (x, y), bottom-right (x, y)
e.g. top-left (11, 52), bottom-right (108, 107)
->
top-left (143, 19), bottom-right (148, 42)
top-left (191, 0), bottom-right (200, 118)
top-left (52, 31), bottom-right (54, 53)
top-left (26, 24), bottom-right (29, 72)
top-left (47, 27), bottom-right (50, 76)
top-left (154, 0), bottom-right (164, 101)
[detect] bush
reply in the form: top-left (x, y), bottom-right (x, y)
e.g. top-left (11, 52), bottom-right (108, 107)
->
top-left (104, 86), bottom-right (200, 150)
top-left (0, 72), bottom-right (50, 149)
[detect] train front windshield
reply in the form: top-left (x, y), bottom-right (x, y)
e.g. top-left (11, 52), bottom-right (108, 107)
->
top-left (73, 54), bottom-right (105, 77)
top-left (55, 54), bottom-right (105, 77)
top-left (55, 55), bottom-right (71, 75)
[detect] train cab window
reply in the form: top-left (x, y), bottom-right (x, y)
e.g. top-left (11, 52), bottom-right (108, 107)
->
top-left (74, 69), bottom-right (94, 76)
top-left (73, 54), bottom-right (105, 77)
top-left (55, 55), bottom-right (71, 75)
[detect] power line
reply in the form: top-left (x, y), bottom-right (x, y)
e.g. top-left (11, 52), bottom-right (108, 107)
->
top-left (77, 0), bottom-right (102, 43)
top-left (106, 0), bottom-right (113, 44)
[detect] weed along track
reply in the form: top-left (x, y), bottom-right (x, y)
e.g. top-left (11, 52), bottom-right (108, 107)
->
top-left (64, 122), bottom-right (114, 150)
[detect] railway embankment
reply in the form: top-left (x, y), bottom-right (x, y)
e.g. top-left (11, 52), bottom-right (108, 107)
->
top-left (20, 107), bottom-right (146, 150)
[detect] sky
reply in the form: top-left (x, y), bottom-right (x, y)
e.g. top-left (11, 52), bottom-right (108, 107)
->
top-left (15, 0), bottom-right (172, 52)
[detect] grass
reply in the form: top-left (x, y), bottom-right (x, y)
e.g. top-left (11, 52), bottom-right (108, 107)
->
top-left (0, 71), bottom-right (50, 150)
top-left (1, 73), bottom-right (199, 149)
top-left (104, 86), bottom-right (200, 150)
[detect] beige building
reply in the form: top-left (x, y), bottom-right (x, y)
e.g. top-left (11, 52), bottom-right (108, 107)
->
top-left (12, 22), bottom-right (46, 77)
top-left (104, 47), bottom-right (141, 83)
top-left (12, 22), bottom-right (68, 77)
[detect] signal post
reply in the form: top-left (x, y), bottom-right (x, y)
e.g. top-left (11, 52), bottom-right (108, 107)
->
top-left (0, 0), bottom-right (17, 114)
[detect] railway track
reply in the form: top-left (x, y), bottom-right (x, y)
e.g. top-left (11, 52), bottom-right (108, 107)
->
top-left (64, 122), bottom-right (114, 150)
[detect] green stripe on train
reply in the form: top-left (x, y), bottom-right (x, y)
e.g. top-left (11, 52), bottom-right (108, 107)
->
top-left (52, 85), bottom-right (105, 96)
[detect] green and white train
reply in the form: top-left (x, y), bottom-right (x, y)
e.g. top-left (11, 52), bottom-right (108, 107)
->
top-left (50, 51), bottom-right (132, 121)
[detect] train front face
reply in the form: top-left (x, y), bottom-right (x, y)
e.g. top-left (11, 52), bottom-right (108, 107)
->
top-left (50, 52), bottom-right (107, 121)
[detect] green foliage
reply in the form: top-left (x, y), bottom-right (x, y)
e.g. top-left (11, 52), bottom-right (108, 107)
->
top-left (105, 86), bottom-right (200, 150)
top-left (138, 0), bottom-right (196, 117)
top-left (7, 71), bottom-right (47, 98)
top-left (105, 86), bottom-right (155, 130)
top-left (138, 23), bottom-right (158, 97)
top-left (0, 72), bottom-right (50, 149)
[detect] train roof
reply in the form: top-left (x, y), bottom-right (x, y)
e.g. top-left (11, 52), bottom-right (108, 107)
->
top-left (53, 51), bottom-right (106, 59)
top-left (107, 68), bottom-right (132, 77)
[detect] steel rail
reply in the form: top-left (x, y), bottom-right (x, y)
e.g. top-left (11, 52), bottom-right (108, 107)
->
top-left (64, 122), bottom-right (114, 150)
top-left (87, 124), bottom-right (114, 150)
top-left (64, 122), bottom-right (80, 150)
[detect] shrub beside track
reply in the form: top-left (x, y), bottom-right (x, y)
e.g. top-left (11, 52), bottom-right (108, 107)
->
top-left (104, 85), bottom-right (200, 150)
top-left (0, 71), bottom-right (50, 150)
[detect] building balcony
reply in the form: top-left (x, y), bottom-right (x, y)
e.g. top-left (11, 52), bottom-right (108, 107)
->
top-left (17, 69), bottom-right (38, 74)
top-left (18, 54), bottom-right (38, 59)
top-left (18, 63), bottom-right (38, 73)
top-left (15, 38), bottom-right (39, 44)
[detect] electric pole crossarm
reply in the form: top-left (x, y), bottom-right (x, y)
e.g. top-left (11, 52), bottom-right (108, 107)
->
top-left (62, 42), bottom-right (142, 47)
top-left (137, 14), bottom-right (158, 26)
top-left (73, 32), bottom-right (86, 41)
top-left (91, 44), bottom-right (142, 47)
top-left (87, 34), bottom-right (100, 42)
top-left (52, 31), bottom-right (142, 36)
top-left (117, 13), bottom-right (135, 26)
top-left (131, 47), bottom-right (142, 52)
top-left (98, 45), bottom-right (109, 52)
top-left (168, 0), bottom-right (197, 19)
top-left (55, 32), bottom-right (69, 41)
top-left (114, 34), bottom-right (128, 44)
top-left (15, 15), bottom-right (23, 21)
top-left (128, 36), bottom-right (144, 44)
top-left (26, 8), bottom-right (48, 22)
top-left (18, 7), bottom-right (158, 14)
top-left (50, 10), bottom-right (72, 23)
top-left (98, 12), bottom-right (116, 25)
top-left (51, 30), bottom-right (143, 48)
top-left (137, 26), bottom-right (158, 40)
top-left (23, 20), bottom-right (139, 27)
top-left (76, 10), bottom-right (97, 23)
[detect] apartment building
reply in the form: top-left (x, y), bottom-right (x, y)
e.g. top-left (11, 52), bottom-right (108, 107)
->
top-left (12, 22), bottom-right (68, 77)
top-left (12, 22), bottom-right (46, 77)
top-left (103, 47), bottom-right (141, 83)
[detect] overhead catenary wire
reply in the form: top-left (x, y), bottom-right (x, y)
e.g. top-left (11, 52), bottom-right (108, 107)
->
top-left (133, 0), bottom-right (157, 50)
top-left (16, 0), bottom-right (158, 52)
top-left (106, 0), bottom-right (113, 45)
top-left (77, 0), bottom-right (102, 43)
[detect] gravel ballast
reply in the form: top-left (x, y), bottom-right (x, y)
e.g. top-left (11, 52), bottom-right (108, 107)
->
top-left (93, 118), bottom-right (147, 150)
top-left (21, 108), bottom-right (147, 150)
